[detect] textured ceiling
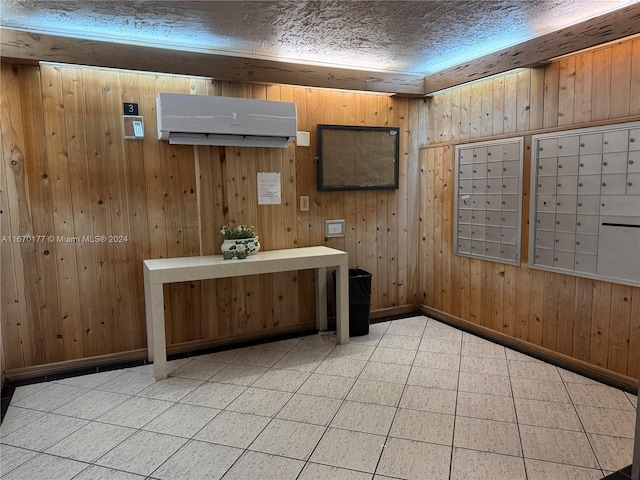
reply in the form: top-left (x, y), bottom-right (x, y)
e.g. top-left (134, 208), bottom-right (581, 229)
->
top-left (2, 0), bottom-right (636, 75)
top-left (1, 1), bottom-right (639, 94)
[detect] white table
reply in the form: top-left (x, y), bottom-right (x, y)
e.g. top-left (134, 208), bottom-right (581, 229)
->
top-left (144, 246), bottom-right (349, 380)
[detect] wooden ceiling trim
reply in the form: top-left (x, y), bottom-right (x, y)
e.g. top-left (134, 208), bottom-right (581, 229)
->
top-left (424, 4), bottom-right (640, 94)
top-left (0, 28), bottom-right (424, 95)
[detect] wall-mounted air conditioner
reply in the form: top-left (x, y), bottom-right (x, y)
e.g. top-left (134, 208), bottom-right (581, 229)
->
top-left (157, 93), bottom-right (297, 148)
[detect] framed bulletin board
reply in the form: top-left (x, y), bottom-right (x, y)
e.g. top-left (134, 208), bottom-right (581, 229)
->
top-left (317, 124), bottom-right (400, 191)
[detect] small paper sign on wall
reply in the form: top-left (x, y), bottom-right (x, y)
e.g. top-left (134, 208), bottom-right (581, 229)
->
top-left (257, 172), bottom-right (281, 205)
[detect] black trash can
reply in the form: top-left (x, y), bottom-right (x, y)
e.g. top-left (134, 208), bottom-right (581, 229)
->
top-left (335, 268), bottom-right (372, 337)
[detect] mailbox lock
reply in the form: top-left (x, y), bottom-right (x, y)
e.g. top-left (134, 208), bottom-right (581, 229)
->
top-left (602, 182), bottom-right (607, 187)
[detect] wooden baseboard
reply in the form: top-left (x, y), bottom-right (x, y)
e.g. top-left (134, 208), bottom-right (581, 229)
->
top-left (5, 349), bottom-right (148, 382)
top-left (370, 304), bottom-right (420, 321)
top-left (419, 304), bottom-right (638, 393)
top-left (5, 322), bottom-right (317, 382)
top-left (327, 304), bottom-right (421, 326)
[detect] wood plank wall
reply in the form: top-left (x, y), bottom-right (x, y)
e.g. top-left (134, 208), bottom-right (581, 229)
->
top-left (419, 37), bottom-right (640, 379)
top-left (0, 63), bottom-right (425, 372)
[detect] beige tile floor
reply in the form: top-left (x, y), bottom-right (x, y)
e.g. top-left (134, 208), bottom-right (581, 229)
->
top-left (1, 315), bottom-right (636, 479)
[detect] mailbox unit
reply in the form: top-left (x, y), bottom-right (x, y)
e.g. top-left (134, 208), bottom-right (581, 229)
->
top-left (454, 137), bottom-right (524, 265)
top-left (530, 121), bottom-right (640, 286)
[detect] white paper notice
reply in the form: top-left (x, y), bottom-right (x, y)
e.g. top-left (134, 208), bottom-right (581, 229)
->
top-left (257, 172), bottom-right (281, 205)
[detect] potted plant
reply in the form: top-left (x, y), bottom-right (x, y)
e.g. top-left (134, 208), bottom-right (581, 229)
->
top-left (220, 223), bottom-right (260, 259)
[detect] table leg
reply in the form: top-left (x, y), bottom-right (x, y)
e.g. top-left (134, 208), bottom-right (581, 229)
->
top-left (144, 279), bottom-right (155, 362)
top-left (149, 283), bottom-right (168, 381)
top-left (335, 263), bottom-right (349, 344)
top-left (315, 267), bottom-right (328, 331)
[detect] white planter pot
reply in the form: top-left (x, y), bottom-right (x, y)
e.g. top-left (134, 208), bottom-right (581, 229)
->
top-left (221, 238), bottom-right (260, 259)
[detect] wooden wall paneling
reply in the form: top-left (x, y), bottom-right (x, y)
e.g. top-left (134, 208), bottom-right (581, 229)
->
top-left (41, 65), bottom-right (82, 360)
top-left (141, 74), bottom-right (168, 261)
top-left (0, 65), bottom-right (31, 369)
top-left (631, 39), bottom-right (640, 117)
top-left (492, 76), bottom-right (505, 136)
top-left (459, 85), bottom-right (472, 140)
top-left (440, 146), bottom-right (453, 314)
top-left (459, 256), bottom-right (471, 322)
top-left (556, 275), bottom-right (576, 355)
top-left (590, 281), bottom-right (613, 368)
top-left (468, 259), bottom-right (482, 325)
top-left (480, 260), bottom-right (493, 329)
top-left (491, 263), bottom-right (505, 333)
top-left (195, 145), bottom-right (221, 339)
top-left (591, 48), bottom-right (612, 121)
top-left (244, 147), bottom-right (263, 332)
top-left (426, 93), bottom-right (438, 145)
top-left (292, 86), bottom-right (315, 324)
top-left (628, 291), bottom-right (640, 378)
top-left (60, 67), bottom-right (100, 357)
top-left (101, 68), bottom-right (137, 351)
top-left (469, 82), bottom-right (483, 139)
top-left (558, 57), bottom-right (576, 127)
top-left (386, 99), bottom-right (399, 308)
top-left (365, 98), bottom-right (379, 308)
top-left (354, 93), bottom-right (369, 269)
top-left (503, 73), bottom-right (518, 135)
top-left (502, 265), bottom-right (517, 336)
top-left (18, 65), bottom-right (60, 366)
top-left (251, 86), bottom-right (276, 331)
top-left (100, 70), bottom-right (143, 350)
top-left (514, 267), bottom-right (530, 340)
top-left (516, 69), bottom-right (532, 133)
top-left (527, 269), bottom-right (545, 346)
top-left (418, 148), bottom-right (433, 305)
top-left (450, 88), bottom-right (462, 141)
top-left (271, 85), bottom-right (299, 326)
top-left (610, 41), bottom-right (633, 119)
top-left (432, 146), bottom-right (444, 311)
top-left (79, 68), bottom-right (114, 354)
top-left (572, 277), bottom-right (594, 362)
top-left (543, 61), bottom-right (560, 129)
top-left (396, 98), bottom-right (410, 306)
top-left (529, 67), bottom-right (546, 131)
top-left (607, 285), bottom-right (632, 374)
top-left (120, 72), bottom-right (154, 348)
top-left (406, 97), bottom-right (426, 305)
top-left (280, 86), bottom-right (298, 250)
top-left (541, 272), bottom-right (560, 351)
top-left (480, 80), bottom-right (493, 137)
top-left (153, 75), bottom-right (195, 344)
top-left (573, 52), bottom-right (594, 124)
top-left (307, 89), bottom-right (324, 248)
